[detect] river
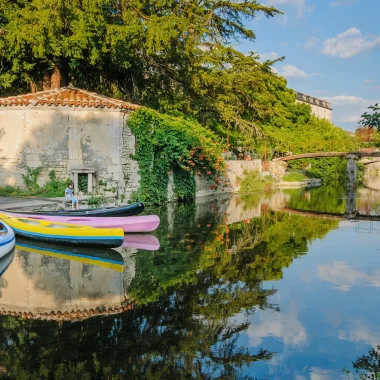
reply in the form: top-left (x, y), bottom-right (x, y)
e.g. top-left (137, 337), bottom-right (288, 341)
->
top-left (1, 187), bottom-right (380, 379)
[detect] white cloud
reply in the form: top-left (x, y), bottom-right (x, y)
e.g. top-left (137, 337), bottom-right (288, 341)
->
top-left (305, 36), bottom-right (320, 49)
top-left (259, 52), bottom-right (280, 61)
top-left (364, 79), bottom-right (374, 84)
top-left (278, 64), bottom-right (309, 79)
top-left (323, 27), bottom-right (380, 58)
top-left (338, 319), bottom-right (380, 350)
top-left (244, 302), bottom-right (308, 347)
top-left (317, 260), bottom-right (380, 291)
top-left (267, 0), bottom-right (310, 17)
top-left (309, 367), bottom-right (337, 380)
top-left (321, 95), bottom-right (380, 130)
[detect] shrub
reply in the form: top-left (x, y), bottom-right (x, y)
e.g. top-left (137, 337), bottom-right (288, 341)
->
top-left (240, 169), bottom-right (276, 193)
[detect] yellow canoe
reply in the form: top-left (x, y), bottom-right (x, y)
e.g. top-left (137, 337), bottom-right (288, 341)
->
top-left (0, 214), bottom-right (124, 248)
top-left (16, 238), bottom-right (124, 272)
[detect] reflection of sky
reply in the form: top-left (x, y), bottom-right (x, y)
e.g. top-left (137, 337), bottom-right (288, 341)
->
top-left (235, 228), bottom-right (380, 379)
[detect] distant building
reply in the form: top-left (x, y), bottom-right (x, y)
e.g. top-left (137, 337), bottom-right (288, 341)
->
top-left (295, 91), bottom-right (332, 121)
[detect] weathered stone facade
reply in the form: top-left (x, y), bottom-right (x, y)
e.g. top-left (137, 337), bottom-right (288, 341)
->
top-left (0, 87), bottom-right (140, 199)
top-left (295, 91), bottom-right (332, 121)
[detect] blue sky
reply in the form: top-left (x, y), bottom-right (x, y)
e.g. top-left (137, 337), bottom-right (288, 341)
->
top-left (239, 0), bottom-right (380, 131)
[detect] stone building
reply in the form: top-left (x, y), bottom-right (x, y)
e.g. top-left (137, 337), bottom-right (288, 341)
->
top-left (295, 91), bottom-right (332, 121)
top-left (0, 87), bottom-right (140, 197)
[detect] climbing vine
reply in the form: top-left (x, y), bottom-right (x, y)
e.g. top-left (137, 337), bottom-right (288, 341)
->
top-left (128, 108), bottom-right (225, 204)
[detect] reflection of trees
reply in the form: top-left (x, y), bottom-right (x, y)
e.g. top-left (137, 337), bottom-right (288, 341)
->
top-left (286, 186), bottom-right (347, 214)
top-left (0, 202), bottom-right (340, 379)
top-left (351, 345), bottom-right (380, 380)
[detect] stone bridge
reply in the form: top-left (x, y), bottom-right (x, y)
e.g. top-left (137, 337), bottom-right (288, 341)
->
top-left (274, 151), bottom-right (380, 188)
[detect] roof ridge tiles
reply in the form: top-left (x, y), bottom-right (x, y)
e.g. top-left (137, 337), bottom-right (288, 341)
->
top-left (0, 86), bottom-right (139, 110)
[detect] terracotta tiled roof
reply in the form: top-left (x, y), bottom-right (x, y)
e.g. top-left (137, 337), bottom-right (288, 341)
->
top-left (0, 86), bottom-right (140, 110)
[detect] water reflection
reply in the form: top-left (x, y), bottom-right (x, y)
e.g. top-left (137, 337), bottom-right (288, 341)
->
top-left (1, 189), bottom-right (380, 378)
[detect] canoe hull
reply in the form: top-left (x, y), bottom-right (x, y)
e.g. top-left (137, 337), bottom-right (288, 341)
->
top-left (0, 222), bottom-right (15, 260)
top-left (1, 202), bottom-right (144, 217)
top-left (13, 229), bottom-right (123, 248)
top-left (6, 214), bottom-right (160, 233)
top-left (0, 214), bottom-right (124, 248)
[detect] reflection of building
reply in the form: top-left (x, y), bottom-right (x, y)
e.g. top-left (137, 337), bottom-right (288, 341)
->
top-left (0, 249), bottom-right (135, 321)
top-left (295, 91), bottom-right (332, 121)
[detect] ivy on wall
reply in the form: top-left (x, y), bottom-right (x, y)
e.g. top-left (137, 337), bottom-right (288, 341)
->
top-left (128, 108), bottom-right (225, 204)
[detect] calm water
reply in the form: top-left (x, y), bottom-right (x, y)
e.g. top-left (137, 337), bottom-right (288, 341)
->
top-left (1, 187), bottom-right (380, 379)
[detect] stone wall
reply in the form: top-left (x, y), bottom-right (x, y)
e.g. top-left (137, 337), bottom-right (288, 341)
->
top-left (194, 160), bottom-right (262, 198)
top-left (121, 114), bottom-right (140, 197)
top-left (0, 106), bottom-right (139, 197)
top-left (269, 160), bottom-right (287, 178)
top-left (224, 160), bottom-right (262, 192)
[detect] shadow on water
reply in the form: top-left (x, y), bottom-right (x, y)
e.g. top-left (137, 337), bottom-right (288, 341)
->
top-left (0, 192), bottom-right (359, 379)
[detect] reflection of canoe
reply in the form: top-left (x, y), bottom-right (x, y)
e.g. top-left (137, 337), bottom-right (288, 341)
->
top-left (16, 238), bottom-right (124, 272)
top-left (122, 234), bottom-right (160, 251)
top-left (0, 214), bottom-right (124, 248)
top-left (5, 213), bottom-right (160, 233)
top-left (1, 202), bottom-right (144, 217)
top-left (0, 221), bottom-right (15, 259)
top-left (0, 249), bottom-right (15, 277)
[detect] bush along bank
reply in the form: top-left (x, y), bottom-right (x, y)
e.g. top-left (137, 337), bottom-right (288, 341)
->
top-left (128, 108), bottom-right (225, 204)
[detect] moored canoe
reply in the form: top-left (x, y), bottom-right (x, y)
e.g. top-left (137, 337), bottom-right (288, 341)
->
top-left (0, 214), bottom-right (124, 248)
top-left (0, 221), bottom-right (15, 259)
top-left (0, 202), bottom-right (144, 217)
top-left (5, 213), bottom-right (160, 233)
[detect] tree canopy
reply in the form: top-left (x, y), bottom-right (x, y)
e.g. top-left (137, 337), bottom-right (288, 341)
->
top-left (360, 103), bottom-right (380, 132)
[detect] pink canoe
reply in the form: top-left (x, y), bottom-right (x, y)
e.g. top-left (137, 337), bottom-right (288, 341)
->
top-left (122, 234), bottom-right (160, 251)
top-left (5, 213), bottom-right (160, 233)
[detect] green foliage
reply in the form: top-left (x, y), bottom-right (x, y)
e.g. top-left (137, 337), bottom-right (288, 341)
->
top-left (240, 169), bottom-right (276, 193)
top-left (289, 157), bottom-right (348, 185)
top-left (286, 186), bottom-right (347, 214)
top-left (22, 167), bottom-right (42, 192)
top-left (87, 194), bottom-right (106, 207)
top-left (282, 171), bottom-right (307, 182)
top-left (262, 115), bottom-right (361, 159)
top-left (78, 174), bottom-right (88, 194)
top-left (0, 168), bottom-right (69, 197)
top-left (42, 170), bottom-right (70, 197)
top-left (352, 345), bottom-right (380, 379)
top-left (173, 169), bottom-right (195, 202)
top-left (0, 185), bottom-right (24, 196)
top-left (360, 103), bottom-right (380, 131)
top-left (128, 108), bottom-right (225, 204)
